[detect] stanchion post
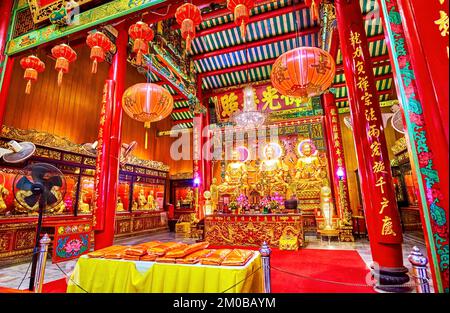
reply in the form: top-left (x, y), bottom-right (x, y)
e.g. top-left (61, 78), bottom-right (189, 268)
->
top-left (408, 246), bottom-right (431, 293)
top-left (34, 234), bottom-right (51, 293)
top-left (260, 241), bottom-right (271, 293)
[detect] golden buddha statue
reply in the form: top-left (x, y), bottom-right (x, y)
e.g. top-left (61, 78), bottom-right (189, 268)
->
top-left (258, 145), bottom-right (288, 197)
top-left (116, 197), bottom-right (125, 212)
top-left (218, 150), bottom-right (248, 197)
top-left (294, 141), bottom-right (326, 197)
top-left (137, 189), bottom-right (147, 210)
top-left (14, 190), bottom-right (39, 214)
top-left (0, 184), bottom-right (10, 215)
top-left (209, 177), bottom-right (219, 212)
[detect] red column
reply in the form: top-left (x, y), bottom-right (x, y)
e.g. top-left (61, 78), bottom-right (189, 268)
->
top-left (335, 0), bottom-right (409, 291)
top-left (0, 0), bottom-right (14, 128)
top-left (377, 0), bottom-right (449, 293)
top-left (322, 92), bottom-right (351, 222)
top-left (193, 112), bottom-right (204, 220)
top-left (94, 24), bottom-right (128, 249)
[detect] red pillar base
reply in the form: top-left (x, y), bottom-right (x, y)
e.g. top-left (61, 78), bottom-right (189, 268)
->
top-left (372, 265), bottom-right (411, 293)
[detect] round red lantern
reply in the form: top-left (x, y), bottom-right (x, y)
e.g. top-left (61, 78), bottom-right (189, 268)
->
top-left (271, 47), bottom-right (335, 98)
top-left (175, 3), bottom-right (202, 53)
top-left (122, 83), bottom-right (174, 123)
top-left (227, 0), bottom-right (255, 39)
top-left (305, 0), bottom-right (322, 21)
top-left (128, 21), bottom-right (154, 66)
top-left (19, 55), bottom-right (45, 94)
top-left (51, 44), bottom-right (77, 86)
top-left (86, 32), bottom-right (112, 74)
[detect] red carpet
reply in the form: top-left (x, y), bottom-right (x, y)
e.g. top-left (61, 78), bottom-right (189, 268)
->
top-left (210, 245), bottom-right (375, 293)
top-left (36, 247), bottom-right (374, 293)
top-left (42, 278), bottom-right (67, 293)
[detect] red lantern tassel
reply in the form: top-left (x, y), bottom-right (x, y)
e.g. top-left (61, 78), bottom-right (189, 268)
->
top-left (57, 70), bottom-right (63, 86)
top-left (240, 20), bottom-right (246, 39)
top-left (92, 59), bottom-right (98, 74)
top-left (186, 34), bottom-right (192, 53)
top-left (144, 122), bottom-right (150, 149)
top-left (137, 50), bottom-right (142, 65)
top-left (25, 80), bottom-right (31, 94)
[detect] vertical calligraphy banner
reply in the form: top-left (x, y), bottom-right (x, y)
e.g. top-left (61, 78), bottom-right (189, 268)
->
top-left (93, 80), bottom-right (115, 231)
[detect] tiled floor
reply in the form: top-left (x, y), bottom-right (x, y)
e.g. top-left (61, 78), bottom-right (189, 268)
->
top-left (0, 230), bottom-right (432, 292)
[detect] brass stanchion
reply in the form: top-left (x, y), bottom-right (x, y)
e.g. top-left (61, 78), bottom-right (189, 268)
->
top-left (34, 233), bottom-right (51, 293)
top-left (259, 241), bottom-right (271, 293)
top-left (408, 246), bottom-right (431, 293)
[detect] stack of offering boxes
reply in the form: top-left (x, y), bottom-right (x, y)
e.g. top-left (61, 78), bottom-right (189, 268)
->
top-left (87, 241), bottom-right (255, 266)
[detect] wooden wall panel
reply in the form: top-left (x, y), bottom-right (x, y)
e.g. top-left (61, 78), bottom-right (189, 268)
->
top-left (3, 44), bottom-right (108, 144)
top-left (3, 45), bottom-right (193, 176)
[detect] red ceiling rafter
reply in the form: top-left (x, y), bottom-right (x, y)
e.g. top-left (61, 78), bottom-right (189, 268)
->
top-left (192, 26), bottom-right (320, 61)
top-left (172, 107), bottom-right (191, 114)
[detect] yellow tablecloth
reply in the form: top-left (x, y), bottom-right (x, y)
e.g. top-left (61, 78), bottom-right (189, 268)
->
top-left (66, 253), bottom-right (263, 293)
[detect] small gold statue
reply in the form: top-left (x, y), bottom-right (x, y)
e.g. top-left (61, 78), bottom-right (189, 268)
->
top-left (0, 184), bottom-right (10, 215)
top-left (51, 186), bottom-right (66, 214)
top-left (209, 177), bottom-right (219, 212)
top-left (147, 190), bottom-right (156, 210)
top-left (137, 189), bottom-right (147, 210)
top-left (78, 190), bottom-right (91, 213)
top-left (184, 188), bottom-right (194, 206)
top-left (203, 190), bottom-right (212, 215)
top-left (116, 197), bottom-right (125, 212)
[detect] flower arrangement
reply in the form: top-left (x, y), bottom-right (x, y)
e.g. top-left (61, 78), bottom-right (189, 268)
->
top-left (236, 194), bottom-right (249, 209)
top-left (229, 201), bottom-right (238, 211)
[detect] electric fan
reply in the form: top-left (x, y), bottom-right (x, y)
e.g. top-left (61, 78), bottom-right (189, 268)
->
top-left (390, 105), bottom-right (405, 134)
top-left (13, 163), bottom-right (66, 291)
top-left (81, 141), bottom-right (98, 155)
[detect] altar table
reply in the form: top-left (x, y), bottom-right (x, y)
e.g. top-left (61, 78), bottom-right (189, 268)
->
top-left (66, 253), bottom-right (263, 293)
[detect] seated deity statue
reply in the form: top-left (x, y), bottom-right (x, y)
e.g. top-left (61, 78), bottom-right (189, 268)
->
top-left (14, 190), bottom-right (39, 214)
top-left (258, 145), bottom-right (288, 196)
top-left (218, 150), bottom-right (249, 196)
top-left (137, 189), bottom-right (147, 210)
top-left (294, 141), bottom-right (327, 196)
top-left (0, 184), bottom-right (10, 215)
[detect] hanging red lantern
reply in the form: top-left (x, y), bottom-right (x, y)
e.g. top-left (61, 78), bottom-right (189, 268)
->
top-left (19, 55), bottom-right (45, 94)
top-left (271, 47), bottom-right (335, 98)
top-left (305, 0), bottom-right (322, 21)
top-left (128, 21), bottom-right (154, 66)
top-left (86, 32), bottom-right (112, 74)
top-left (175, 3), bottom-right (202, 53)
top-left (227, 0), bottom-right (255, 39)
top-left (51, 44), bottom-right (77, 86)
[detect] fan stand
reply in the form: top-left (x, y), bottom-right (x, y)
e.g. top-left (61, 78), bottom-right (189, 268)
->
top-left (28, 198), bottom-right (45, 291)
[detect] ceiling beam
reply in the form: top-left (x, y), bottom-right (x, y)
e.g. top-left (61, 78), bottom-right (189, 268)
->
top-left (192, 26), bottom-right (320, 61)
top-left (196, 3), bottom-right (308, 37)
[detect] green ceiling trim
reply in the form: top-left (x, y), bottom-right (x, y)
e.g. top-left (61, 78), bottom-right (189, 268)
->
top-left (6, 0), bottom-right (165, 55)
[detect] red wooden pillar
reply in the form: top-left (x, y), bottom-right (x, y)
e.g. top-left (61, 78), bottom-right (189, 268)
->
top-left (335, 0), bottom-right (409, 291)
top-left (322, 92), bottom-right (351, 222)
top-left (193, 110), bottom-right (204, 220)
top-left (0, 0), bottom-right (14, 128)
top-left (377, 0), bottom-right (449, 293)
top-left (94, 24), bottom-right (128, 249)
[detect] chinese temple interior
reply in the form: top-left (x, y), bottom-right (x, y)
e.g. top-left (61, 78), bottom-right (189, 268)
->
top-left (0, 0), bottom-right (448, 295)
